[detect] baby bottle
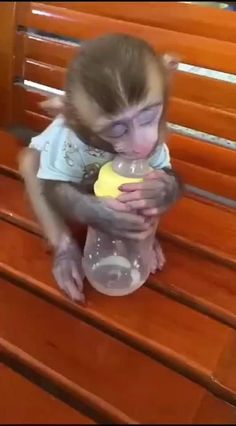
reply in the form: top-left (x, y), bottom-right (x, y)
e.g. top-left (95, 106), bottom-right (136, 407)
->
top-left (82, 155), bottom-right (156, 296)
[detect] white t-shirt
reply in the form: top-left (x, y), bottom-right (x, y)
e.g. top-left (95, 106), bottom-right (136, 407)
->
top-left (29, 115), bottom-right (172, 184)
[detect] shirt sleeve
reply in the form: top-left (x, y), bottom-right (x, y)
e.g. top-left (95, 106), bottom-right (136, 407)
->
top-left (30, 117), bottom-right (86, 183)
top-left (29, 118), bottom-right (60, 152)
top-left (149, 143), bottom-right (172, 170)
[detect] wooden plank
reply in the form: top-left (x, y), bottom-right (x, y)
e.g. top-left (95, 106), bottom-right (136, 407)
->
top-left (150, 239), bottom-right (236, 328)
top-left (0, 3), bottom-right (16, 127)
top-left (215, 335), bottom-right (236, 399)
top-left (24, 34), bottom-right (236, 117)
top-left (25, 59), bottom-right (65, 90)
top-left (0, 276), bottom-right (208, 424)
top-left (17, 2), bottom-right (236, 74)
top-left (161, 197), bottom-right (236, 266)
top-left (46, 2), bottom-right (236, 43)
top-left (25, 32), bottom-right (77, 68)
top-left (1, 138), bottom-right (236, 264)
top-left (22, 66), bottom-right (236, 141)
top-left (172, 159), bottom-right (236, 201)
top-left (23, 39), bottom-right (236, 121)
top-left (169, 134), bottom-right (236, 177)
top-left (2, 174), bottom-right (236, 330)
top-left (168, 98), bottom-right (236, 142)
top-left (24, 110), bottom-right (51, 133)
top-left (172, 72), bottom-right (236, 116)
top-left (0, 131), bottom-right (23, 171)
top-left (0, 216), bottom-right (233, 389)
top-left (193, 392), bottom-right (236, 424)
top-left (0, 363), bottom-right (94, 424)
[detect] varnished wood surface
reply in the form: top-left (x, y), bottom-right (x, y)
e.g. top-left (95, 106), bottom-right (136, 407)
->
top-left (0, 362), bottom-right (94, 424)
top-left (0, 135), bottom-right (236, 422)
top-left (19, 2), bottom-right (236, 74)
top-left (0, 3), bottom-right (16, 127)
top-left (1, 1), bottom-right (236, 423)
top-left (46, 2), bottom-right (236, 43)
top-left (21, 57), bottom-right (236, 142)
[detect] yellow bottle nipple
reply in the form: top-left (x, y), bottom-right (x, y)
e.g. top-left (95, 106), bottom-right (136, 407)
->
top-left (94, 161), bottom-right (144, 199)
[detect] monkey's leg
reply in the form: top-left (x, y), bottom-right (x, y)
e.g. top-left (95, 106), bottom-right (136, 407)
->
top-left (150, 238), bottom-right (166, 274)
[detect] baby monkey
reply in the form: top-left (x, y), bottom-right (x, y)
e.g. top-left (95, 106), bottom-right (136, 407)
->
top-left (19, 33), bottom-right (182, 303)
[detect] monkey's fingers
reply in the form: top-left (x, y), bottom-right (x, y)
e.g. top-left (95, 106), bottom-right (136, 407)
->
top-left (113, 226), bottom-right (155, 241)
top-left (141, 208), bottom-right (159, 217)
top-left (53, 268), bottom-right (83, 303)
top-left (103, 198), bottom-right (131, 212)
top-left (126, 198), bottom-right (159, 210)
top-left (71, 265), bottom-right (86, 306)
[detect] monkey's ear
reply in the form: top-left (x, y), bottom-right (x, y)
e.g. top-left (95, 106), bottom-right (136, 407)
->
top-left (39, 94), bottom-right (65, 117)
top-left (162, 53), bottom-right (180, 72)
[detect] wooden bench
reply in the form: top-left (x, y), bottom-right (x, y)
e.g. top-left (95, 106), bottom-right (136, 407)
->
top-left (1, 2), bottom-right (236, 423)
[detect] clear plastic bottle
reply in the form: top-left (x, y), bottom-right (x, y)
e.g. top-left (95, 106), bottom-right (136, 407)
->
top-left (83, 156), bottom-right (156, 297)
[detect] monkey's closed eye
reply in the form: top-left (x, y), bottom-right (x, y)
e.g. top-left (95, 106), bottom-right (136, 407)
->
top-left (138, 105), bottom-right (162, 126)
top-left (104, 123), bottom-right (129, 139)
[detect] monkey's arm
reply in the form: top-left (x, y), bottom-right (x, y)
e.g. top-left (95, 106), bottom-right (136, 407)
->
top-left (18, 148), bottom-right (85, 303)
top-left (41, 179), bottom-right (153, 241)
top-left (18, 148), bottom-right (71, 248)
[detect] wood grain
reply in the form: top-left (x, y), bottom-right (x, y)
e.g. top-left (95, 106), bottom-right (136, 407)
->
top-left (46, 2), bottom-right (236, 43)
top-left (0, 362), bottom-right (94, 424)
top-left (17, 2), bottom-right (236, 74)
top-left (21, 52), bottom-right (236, 141)
top-left (0, 3), bottom-right (16, 127)
top-left (0, 276), bottom-right (208, 424)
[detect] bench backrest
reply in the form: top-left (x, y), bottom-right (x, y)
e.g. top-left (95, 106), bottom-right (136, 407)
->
top-left (1, 1), bottom-right (236, 206)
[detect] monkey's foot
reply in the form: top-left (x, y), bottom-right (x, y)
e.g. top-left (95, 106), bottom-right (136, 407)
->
top-left (150, 239), bottom-right (166, 274)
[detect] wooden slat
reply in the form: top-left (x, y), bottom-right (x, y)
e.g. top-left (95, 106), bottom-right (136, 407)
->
top-left (2, 174), bottom-right (236, 343)
top-left (17, 2), bottom-right (236, 74)
top-left (161, 197), bottom-right (236, 265)
top-left (0, 3), bottom-right (17, 127)
top-left (172, 159), bottom-right (236, 201)
top-left (172, 72), bottom-right (236, 116)
top-left (215, 335), bottom-right (236, 401)
top-left (24, 33), bottom-right (236, 114)
top-left (0, 133), bottom-right (236, 263)
top-left (25, 32), bottom-right (77, 68)
top-left (2, 169), bottom-right (236, 320)
top-left (193, 392), bottom-right (236, 424)
top-left (23, 36), bottom-right (236, 117)
top-left (0, 183), bottom-right (235, 384)
top-left (0, 219), bottom-right (235, 404)
top-left (0, 362), bottom-right (94, 424)
top-left (169, 134), bottom-right (236, 177)
top-left (25, 59), bottom-right (65, 90)
top-left (168, 98), bottom-right (236, 142)
top-left (0, 131), bottom-right (23, 171)
top-left (23, 59), bottom-right (236, 141)
top-left (1, 173), bottom-right (236, 323)
top-left (0, 276), bottom-right (209, 424)
top-left (24, 110), bottom-right (51, 133)
top-left (46, 2), bottom-right (236, 43)
top-left (0, 339), bottom-right (134, 425)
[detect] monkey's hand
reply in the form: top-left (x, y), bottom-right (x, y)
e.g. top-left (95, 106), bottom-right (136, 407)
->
top-left (87, 197), bottom-right (155, 240)
top-left (117, 169), bottom-right (183, 217)
top-left (42, 180), bottom-right (154, 240)
top-left (53, 234), bottom-right (85, 304)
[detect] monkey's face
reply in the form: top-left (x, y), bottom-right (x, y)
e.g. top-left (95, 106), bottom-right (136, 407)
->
top-left (94, 102), bottom-right (163, 160)
top-left (68, 63), bottom-right (166, 160)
